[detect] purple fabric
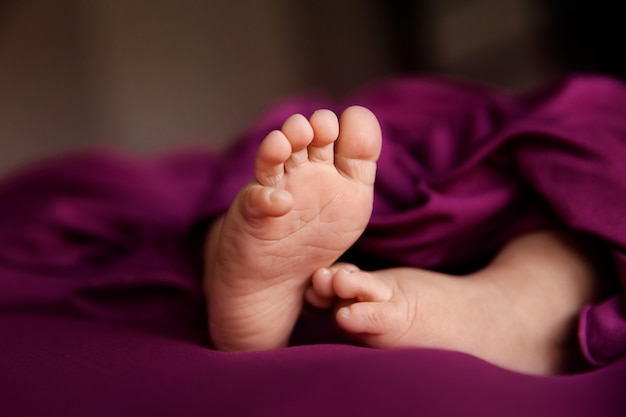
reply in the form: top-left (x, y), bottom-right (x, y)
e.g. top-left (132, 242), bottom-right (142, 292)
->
top-left (1, 75), bottom-right (626, 416)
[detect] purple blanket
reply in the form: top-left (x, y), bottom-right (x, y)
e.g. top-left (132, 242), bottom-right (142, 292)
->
top-left (1, 75), bottom-right (626, 416)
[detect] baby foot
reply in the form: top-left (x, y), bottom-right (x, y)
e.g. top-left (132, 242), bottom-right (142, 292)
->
top-left (205, 106), bottom-right (382, 351)
top-left (306, 264), bottom-right (565, 374)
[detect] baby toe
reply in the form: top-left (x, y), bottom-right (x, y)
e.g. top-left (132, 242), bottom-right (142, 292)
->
top-left (281, 114), bottom-right (314, 151)
top-left (337, 301), bottom-right (396, 335)
top-left (332, 268), bottom-right (393, 302)
top-left (311, 267), bottom-right (335, 298)
top-left (308, 109), bottom-right (339, 162)
top-left (254, 130), bottom-right (291, 186)
top-left (239, 185), bottom-right (293, 219)
top-left (334, 106), bottom-right (382, 184)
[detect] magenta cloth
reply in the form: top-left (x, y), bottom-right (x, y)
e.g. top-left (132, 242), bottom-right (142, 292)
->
top-left (1, 75), bottom-right (626, 416)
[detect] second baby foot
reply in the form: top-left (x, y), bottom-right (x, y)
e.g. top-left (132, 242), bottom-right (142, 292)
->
top-left (306, 263), bottom-right (570, 375)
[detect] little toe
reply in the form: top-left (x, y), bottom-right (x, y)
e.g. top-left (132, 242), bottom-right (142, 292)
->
top-left (308, 109), bottom-right (339, 162)
top-left (332, 268), bottom-right (393, 302)
top-left (334, 106), bottom-right (382, 184)
top-left (337, 301), bottom-right (396, 335)
top-left (239, 184), bottom-right (293, 219)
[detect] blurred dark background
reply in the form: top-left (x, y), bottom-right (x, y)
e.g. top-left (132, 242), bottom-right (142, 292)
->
top-left (1, 0), bottom-right (624, 175)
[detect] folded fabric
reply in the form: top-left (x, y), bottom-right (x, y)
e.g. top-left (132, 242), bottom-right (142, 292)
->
top-left (1, 74), bottom-right (626, 416)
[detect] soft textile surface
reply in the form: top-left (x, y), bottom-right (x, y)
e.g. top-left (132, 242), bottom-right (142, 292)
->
top-left (1, 75), bottom-right (626, 416)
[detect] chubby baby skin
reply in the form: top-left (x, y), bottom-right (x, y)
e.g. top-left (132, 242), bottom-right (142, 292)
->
top-left (203, 106), bottom-right (382, 352)
top-left (203, 106), bottom-right (603, 375)
top-left (306, 231), bottom-right (602, 374)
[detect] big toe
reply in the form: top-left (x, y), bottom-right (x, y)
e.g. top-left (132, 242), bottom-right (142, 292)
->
top-left (334, 106), bottom-right (382, 184)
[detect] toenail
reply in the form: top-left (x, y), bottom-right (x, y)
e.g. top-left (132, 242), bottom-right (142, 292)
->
top-left (268, 189), bottom-right (282, 203)
top-left (339, 307), bottom-right (351, 318)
